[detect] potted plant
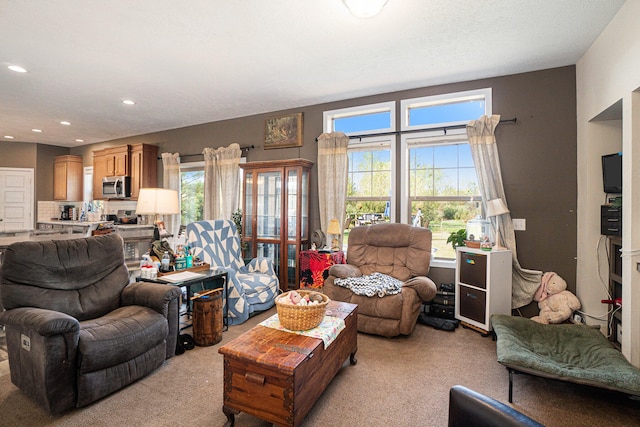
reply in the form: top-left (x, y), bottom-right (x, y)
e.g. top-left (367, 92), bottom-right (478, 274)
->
top-left (447, 229), bottom-right (467, 250)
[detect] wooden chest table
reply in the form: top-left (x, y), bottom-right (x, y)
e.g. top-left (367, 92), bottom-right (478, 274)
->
top-left (219, 301), bottom-right (358, 427)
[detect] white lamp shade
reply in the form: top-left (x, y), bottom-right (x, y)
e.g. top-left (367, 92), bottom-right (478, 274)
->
top-left (485, 198), bottom-right (509, 217)
top-left (135, 188), bottom-right (180, 215)
top-left (342, 0), bottom-right (389, 18)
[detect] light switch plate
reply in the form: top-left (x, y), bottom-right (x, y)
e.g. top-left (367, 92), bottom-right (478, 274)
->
top-left (513, 218), bottom-right (526, 231)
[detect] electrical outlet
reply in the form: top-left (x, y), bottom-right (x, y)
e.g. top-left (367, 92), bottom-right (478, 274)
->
top-left (512, 218), bottom-right (526, 231)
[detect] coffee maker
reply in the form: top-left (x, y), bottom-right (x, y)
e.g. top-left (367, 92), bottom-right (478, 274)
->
top-left (60, 205), bottom-right (74, 220)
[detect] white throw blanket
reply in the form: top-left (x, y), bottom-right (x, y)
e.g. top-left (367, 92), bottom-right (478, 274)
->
top-left (334, 272), bottom-right (402, 297)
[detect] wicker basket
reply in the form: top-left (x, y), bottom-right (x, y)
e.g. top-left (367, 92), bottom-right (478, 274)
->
top-left (276, 290), bottom-right (330, 331)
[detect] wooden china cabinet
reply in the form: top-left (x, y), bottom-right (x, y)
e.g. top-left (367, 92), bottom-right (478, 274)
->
top-left (240, 159), bottom-right (312, 291)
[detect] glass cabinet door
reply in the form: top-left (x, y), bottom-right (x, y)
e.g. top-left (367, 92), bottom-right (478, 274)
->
top-left (256, 171), bottom-right (281, 239)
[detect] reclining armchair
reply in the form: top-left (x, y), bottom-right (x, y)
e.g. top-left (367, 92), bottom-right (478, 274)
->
top-left (186, 220), bottom-right (279, 325)
top-left (0, 233), bottom-right (181, 414)
top-left (324, 223), bottom-right (437, 337)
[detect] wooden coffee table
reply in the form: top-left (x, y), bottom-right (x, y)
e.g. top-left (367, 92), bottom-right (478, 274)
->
top-left (219, 301), bottom-right (358, 427)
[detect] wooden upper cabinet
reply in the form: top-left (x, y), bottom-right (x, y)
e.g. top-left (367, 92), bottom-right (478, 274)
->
top-left (129, 143), bottom-right (158, 200)
top-left (92, 144), bottom-right (157, 200)
top-left (54, 155), bottom-right (83, 201)
top-left (92, 152), bottom-right (108, 200)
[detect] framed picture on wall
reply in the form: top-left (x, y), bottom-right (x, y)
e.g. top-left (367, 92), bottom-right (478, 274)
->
top-left (264, 112), bottom-right (303, 149)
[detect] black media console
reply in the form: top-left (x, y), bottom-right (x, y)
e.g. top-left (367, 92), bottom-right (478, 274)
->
top-left (601, 204), bottom-right (622, 236)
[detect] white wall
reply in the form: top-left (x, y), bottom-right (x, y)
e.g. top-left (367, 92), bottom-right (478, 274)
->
top-left (576, 0), bottom-right (640, 366)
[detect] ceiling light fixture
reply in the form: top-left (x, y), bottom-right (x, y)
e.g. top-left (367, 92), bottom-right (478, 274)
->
top-left (4, 135), bottom-right (14, 139)
top-left (32, 128), bottom-right (43, 133)
top-left (8, 65), bottom-right (27, 73)
top-left (75, 139), bottom-right (84, 143)
top-left (342, 0), bottom-right (389, 18)
top-left (60, 121), bottom-right (71, 125)
top-left (122, 99), bottom-right (136, 105)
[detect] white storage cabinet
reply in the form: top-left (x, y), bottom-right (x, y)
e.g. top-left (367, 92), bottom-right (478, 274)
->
top-left (455, 247), bottom-right (512, 334)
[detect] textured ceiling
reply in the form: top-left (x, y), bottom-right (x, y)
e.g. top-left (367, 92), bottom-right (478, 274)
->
top-left (0, 0), bottom-right (625, 147)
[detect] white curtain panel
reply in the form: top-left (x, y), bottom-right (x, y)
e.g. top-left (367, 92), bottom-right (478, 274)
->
top-left (317, 132), bottom-right (350, 248)
top-left (466, 115), bottom-right (542, 309)
top-left (203, 143), bottom-right (242, 220)
top-left (161, 152), bottom-right (181, 237)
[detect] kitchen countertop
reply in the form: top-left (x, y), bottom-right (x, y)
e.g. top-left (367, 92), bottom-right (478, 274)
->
top-left (37, 220), bottom-right (111, 227)
top-left (114, 224), bottom-right (154, 229)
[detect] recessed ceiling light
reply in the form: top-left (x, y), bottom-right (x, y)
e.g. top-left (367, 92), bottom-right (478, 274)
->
top-left (122, 99), bottom-right (136, 105)
top-left (60, 121), bottom-right (71, 126)
top-left (8, 65), bottom-right (27, 73)
top-left (75, 139), bottom-right (84, 143)
top-left (32, 128), bottom-right (43, 133)
top-left (4, 135), bottom-right (14, 139)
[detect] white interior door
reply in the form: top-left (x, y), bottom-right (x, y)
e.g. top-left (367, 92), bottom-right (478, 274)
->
top-left (0, 168), bottom-right (34, 232)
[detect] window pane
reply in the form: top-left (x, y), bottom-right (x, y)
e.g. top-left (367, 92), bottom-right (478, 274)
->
top-left (409, 99), bottom-right (485, 127)
top-left (180, 170), bottom-right (204, 225)
top-left (459, 168), bottom-right (479, 195)
top-left (410, 143), bottom-right (478, 198)
top-left (434, 168), bottom-right (458, 196)
top-left (433, 145), bottom-right (458, 168)
top-left (348, 149), bottom-right (391, 198)
top-left (334, 111), bottom-right (391, 133)
top-left (409, 200), bottom-right (482, 259)
top-left (459, 144), bottom-right (474, 167)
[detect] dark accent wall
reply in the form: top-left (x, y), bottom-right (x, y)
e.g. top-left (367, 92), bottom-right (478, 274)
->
top-left (0, 141), bottom-right (37, 168)
top-left (61, 66), bottom-right (576, 297)
top-left (35, 144), bottom-right (71, 201)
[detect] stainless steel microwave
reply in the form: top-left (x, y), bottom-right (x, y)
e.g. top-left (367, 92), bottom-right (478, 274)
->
top-left (102, 176), bottom-right (131, 198)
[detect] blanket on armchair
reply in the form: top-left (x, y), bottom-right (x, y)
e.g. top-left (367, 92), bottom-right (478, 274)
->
top-left (334, 272), bottom-right (402, 297)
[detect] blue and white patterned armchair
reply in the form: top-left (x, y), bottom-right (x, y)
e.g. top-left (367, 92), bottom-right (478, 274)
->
top-left (186, 220), bottom-right (279, 325)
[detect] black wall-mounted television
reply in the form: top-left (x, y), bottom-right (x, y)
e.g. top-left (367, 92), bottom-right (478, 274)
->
top-left (602, 152), bottom-right (622, 194)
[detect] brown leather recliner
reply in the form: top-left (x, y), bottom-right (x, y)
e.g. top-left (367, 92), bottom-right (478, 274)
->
top-left (324, 223), bottom-right (437, 337)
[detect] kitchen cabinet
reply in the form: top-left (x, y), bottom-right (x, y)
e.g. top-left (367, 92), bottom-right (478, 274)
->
top-left (455, 247), bottom-right (512, 335)
top-left (92, 144), bottom-right (157, 200)
top-left (54, 155), bottom-right (83, 201)
top-left (241, 159), bottom-right (312, 291)
top-left (129, 143), bottom-right (158, 199)
top-left (108, 145), bottom-right (129, 176)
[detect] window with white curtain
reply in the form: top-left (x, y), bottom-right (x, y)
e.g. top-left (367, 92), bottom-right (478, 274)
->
top-left (180, 158), bottom-right (246, 226)
top-left (324, 102), bottom-right (396, 229)
top-left (180, 161), bottom-right (205, 226)
top-left (323, 89), bottom-right (491, 259)
top-left (400, 88), bottom-right (491, 261)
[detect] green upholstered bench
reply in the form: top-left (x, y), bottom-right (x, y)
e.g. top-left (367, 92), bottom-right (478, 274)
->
top-left (491, 314), bottom-right (640, 403)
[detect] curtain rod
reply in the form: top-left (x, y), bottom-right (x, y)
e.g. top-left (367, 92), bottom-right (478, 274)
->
top-left (157, 144), bottom-right (255, 160)
top-left (315, 117), bottom-right (518, 141)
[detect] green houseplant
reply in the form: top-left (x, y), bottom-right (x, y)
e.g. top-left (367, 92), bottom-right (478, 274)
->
top-left (447, 228), bottom-right (467, 250)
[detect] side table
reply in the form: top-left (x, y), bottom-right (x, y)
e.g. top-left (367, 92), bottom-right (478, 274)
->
top-left (137, 269), bottom-right (229, 331)
top-left (299, 250), bottom-right (345, 288)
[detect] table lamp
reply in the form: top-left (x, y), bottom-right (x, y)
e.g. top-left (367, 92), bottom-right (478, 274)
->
top-left (135, 188), bottom-right (180, 241)
top-left (327, 218), bottom-right (341, 251)
top-left (485, 198), bottom-right (509, 251)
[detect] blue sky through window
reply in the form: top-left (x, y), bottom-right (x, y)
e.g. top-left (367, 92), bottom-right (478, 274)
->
top-left (409, 100), bottom-right (485, 126)
top-left (334, 111), bottom-right (390, 133)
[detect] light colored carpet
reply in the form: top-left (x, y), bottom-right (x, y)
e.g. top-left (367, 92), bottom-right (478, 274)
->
top-left (1, 308), bottom-right (639, 426)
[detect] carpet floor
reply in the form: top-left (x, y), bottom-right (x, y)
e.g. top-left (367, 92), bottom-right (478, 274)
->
top-left (1, 308), bottom-right (639, 426)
